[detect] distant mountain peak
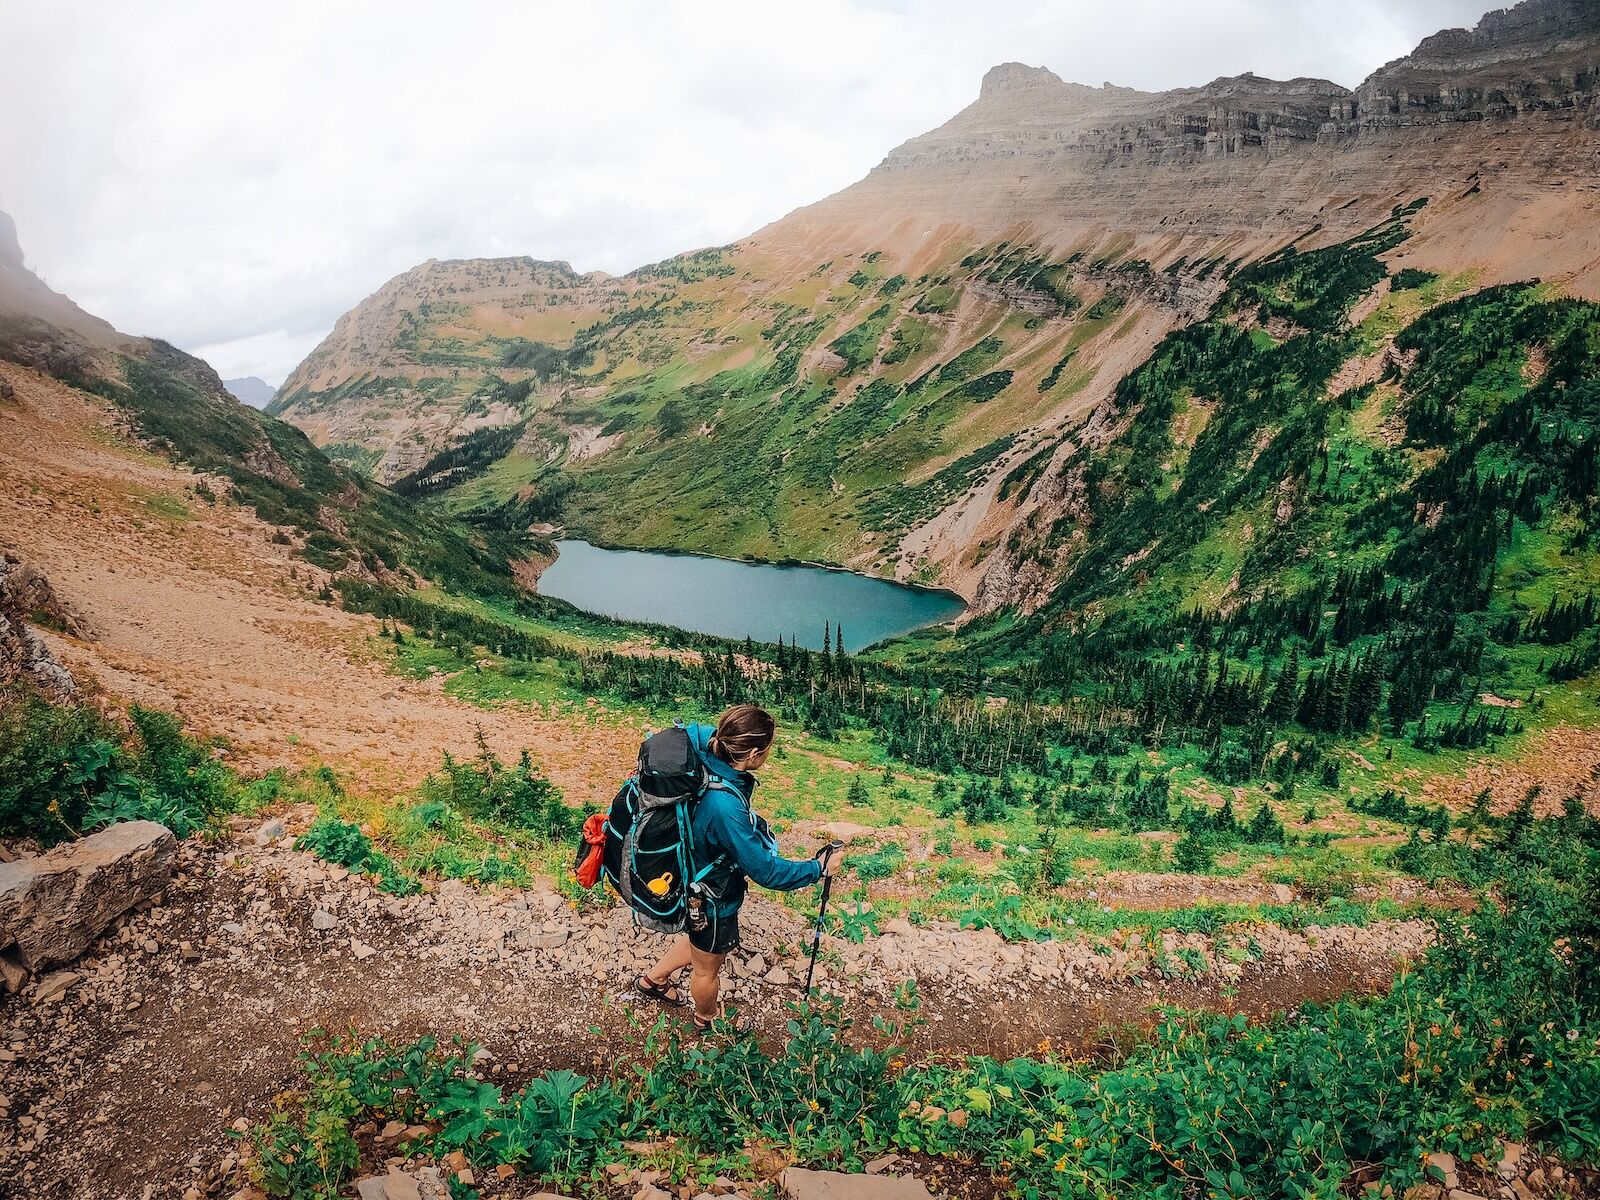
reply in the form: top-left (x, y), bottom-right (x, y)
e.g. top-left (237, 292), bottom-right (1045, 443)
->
top-left (223, 376), bottom-right (277, 409)
top-left (979, 62), bottom-right (1066, 99)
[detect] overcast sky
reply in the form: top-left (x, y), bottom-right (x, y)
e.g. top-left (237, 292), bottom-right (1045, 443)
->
top-left (1, 0), bottom-right (1496, 385)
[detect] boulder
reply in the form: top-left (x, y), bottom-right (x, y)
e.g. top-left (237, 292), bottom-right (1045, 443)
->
top-left (0, 820), bottom-right (177, 973)
top-left (779, 1169), bottom-right (933, 1200)
top-left (0, 553), bottom-right (87, 700)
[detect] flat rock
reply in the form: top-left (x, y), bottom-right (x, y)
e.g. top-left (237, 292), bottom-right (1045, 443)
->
top-left (0, 820), bottom-right (176, 972)
top-left (780, 1168), bottom-right (933, 1200)
top-left (33, 969), bottom-right (81, 1003)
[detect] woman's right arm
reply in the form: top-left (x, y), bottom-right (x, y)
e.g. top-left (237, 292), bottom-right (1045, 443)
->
top-left (705, 794), bottom-right (822, 892)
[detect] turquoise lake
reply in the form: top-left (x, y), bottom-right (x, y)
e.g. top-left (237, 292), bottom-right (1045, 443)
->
top-left (537, 540), bottom-right (966, 651)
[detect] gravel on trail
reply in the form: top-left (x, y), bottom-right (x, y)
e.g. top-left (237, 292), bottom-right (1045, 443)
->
top-left (0, 816), bottom-right (1439, 1200)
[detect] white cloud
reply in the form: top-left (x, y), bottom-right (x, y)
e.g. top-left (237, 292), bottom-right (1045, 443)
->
top-left (0, 0), bottom-right (1496, 383)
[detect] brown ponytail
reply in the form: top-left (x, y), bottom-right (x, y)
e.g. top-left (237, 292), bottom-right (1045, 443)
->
top-left (709, 703), bottom-right (776, 767)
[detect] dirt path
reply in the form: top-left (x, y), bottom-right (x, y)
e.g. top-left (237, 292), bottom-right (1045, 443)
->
top-left (0, 828), bottom-right (1435, 1200)
top-left (0, 366), bottom-right (640, 804)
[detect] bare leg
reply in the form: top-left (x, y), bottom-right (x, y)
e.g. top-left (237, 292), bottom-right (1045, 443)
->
top-left (643, 934), bottom-right (693, 996)
top-left (688, 944), bottom-right (725, 1021)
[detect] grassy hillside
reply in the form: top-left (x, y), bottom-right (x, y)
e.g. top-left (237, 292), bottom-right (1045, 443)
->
top-left (870, 207), bottom-right (1600, 806)
top-left (275, 238), bottom-right (1191, 577)
top-left (52, 336), bottom-right (534, 597)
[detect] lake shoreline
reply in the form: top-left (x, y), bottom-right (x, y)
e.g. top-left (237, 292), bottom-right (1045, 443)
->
top-left (537, 531), bottom-right (970, 608)
top-left (535, 538), bottom-right (967, 651)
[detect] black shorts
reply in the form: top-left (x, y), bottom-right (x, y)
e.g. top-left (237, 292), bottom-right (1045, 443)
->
top-left (688, 909), bottom-right (740, 955)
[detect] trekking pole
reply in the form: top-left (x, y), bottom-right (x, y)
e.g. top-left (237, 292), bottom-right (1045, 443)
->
top-left (804, 840), bottom-right (844, 996)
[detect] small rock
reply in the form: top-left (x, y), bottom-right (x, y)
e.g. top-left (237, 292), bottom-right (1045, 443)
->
top-left (310, 909), bottom-right (338, 932)
top-left (765, 966), bottom-right (792, 987)
top-left (864, 1155), bottom-right (901, 1175)
top-left (1426, 1154), bottom-right (1460, 1190)
top-left (354, 1178), bottom-right (388, 1200)
top-left (33, 970), bottom-right (81, 1003)
top-left (253, 819), bottom-right (286, 846)
top-left (384, 1171), bottom-right (422, 1200)
top-left (0, 951), bottom-right (27, 994)
top-left (1497, 1143), bottom-right (1523, 1180)
top-left (779, 1168), bottom-right (933, 1200)
top-left (350, 938), bottom-right (377, 960)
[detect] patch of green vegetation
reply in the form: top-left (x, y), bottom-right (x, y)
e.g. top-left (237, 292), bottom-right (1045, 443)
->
top-left (861, 435), bottom-right (1017, 535)
top-left (320, 442), bottom-right (382, 475)
top-left (826, 304), bottom-right (893, 374)
top-left (914, 283), bottom-right (959, 314)
top-left (1039, 348), bottom-right (1076, 392)
top-left (949, 369), bottom-right (1012, 404)
top-left (0, 685), bottom-right (242, 843)
top-left (1083, 291), bottom-right (1126, 321)
top-left (880, 316), bottom-right (937, 367)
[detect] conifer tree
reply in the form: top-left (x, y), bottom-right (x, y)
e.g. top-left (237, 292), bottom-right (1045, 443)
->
top-left (846, 772), bottom-right (871, 808)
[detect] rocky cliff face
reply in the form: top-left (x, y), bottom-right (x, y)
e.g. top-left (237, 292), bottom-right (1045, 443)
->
top-left (876, 65), bottom-right (1351, 172)
top-left (1354, 0), bottom-right (1600, 128)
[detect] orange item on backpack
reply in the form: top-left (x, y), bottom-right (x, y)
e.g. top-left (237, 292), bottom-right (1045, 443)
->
top-left (574, 811), bottom-right (608, 888)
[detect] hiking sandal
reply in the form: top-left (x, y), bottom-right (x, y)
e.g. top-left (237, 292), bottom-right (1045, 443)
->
top-left (691, 1006), bottom-right (748, 1036)
top-left (636, 973), bottom-right (685, 1006)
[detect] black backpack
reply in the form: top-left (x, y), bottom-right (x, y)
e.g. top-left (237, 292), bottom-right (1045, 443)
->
top-left (599, 724), bottom-right (732, 933)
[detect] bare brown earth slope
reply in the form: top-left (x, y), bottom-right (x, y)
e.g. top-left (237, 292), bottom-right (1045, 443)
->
top-left (271, 0), bottom-right (1600, 603)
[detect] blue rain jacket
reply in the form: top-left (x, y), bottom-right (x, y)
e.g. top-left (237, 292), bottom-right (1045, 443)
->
top-left (685, 723), bottom-right (822, 916)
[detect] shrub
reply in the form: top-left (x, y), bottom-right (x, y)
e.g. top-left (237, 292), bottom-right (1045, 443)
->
top-left (0, 688), bottom-right (236, 843)
top-left (295, 817), bottom-right (375, 871)
top-left (418, 733), bottom-right (575, 840)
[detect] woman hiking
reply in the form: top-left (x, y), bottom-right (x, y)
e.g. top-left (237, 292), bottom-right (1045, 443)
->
top-left (635, 703), bottom-right (842, 1033)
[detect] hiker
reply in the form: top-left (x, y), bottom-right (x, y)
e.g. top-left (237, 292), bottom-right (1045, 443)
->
top-left (634, 704), bottom-right (842, 1032)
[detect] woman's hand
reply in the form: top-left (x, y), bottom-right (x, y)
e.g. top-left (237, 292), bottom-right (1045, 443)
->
top-left (818, 846), bottom-right (845, 877)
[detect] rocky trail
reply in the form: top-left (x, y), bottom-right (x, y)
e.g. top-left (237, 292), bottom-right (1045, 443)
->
top-left (0, 811), bottom-right (1443, 1200)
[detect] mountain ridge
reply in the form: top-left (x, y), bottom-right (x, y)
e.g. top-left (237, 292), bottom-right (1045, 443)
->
top-left (270, 0), bottom-right (1600, 605)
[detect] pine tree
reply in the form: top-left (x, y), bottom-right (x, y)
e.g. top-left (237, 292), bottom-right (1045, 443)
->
top-left (1267, 646), bottom-right (1301, 724)
top-left (846, 772), bottom-right (871, 808)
